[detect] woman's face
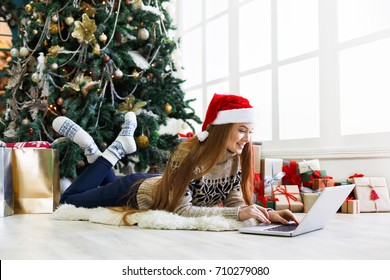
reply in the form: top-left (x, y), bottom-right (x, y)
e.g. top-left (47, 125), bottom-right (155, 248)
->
top-left (227, 123), bottom-right (255, 154)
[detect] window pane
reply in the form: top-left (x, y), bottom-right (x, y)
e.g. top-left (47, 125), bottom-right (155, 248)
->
top-left (181, 28), bottom-right (202, 88)
top-left (239, 0), bottom-right (271, 71)
top-left (205, 15), bottom-right (229, 81)
top-left (277, 0), bottom-right (318, 60)
top-left (240, 71), bottom-right (272, 142)
top-left (181, 0), bottom-right (202, 31)
top-left (338, 0), bottom-right (390, 42)
top-left (206, 0), bottom-right (228, 19)
top-left (278, 58), bottom-right (319, 140)
top-left (206, 81), bottom-right (230, 104)
top-left (340, 38), bottom-right (390, 135)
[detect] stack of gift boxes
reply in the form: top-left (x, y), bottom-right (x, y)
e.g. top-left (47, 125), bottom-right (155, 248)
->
top-left (252, 144), bottom-right (390, 215)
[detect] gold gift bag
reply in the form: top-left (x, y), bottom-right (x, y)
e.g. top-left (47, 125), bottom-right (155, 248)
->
top-left (12, 148), bottom-right (60, 214)
top-left (1, 148), bottom-right (14, 217)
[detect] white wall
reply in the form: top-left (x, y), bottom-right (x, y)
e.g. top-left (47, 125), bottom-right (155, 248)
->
top-left (171, 0), bottom-right (390, 189)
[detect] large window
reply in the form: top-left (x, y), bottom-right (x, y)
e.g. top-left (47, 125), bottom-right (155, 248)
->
top-left (177, 0), bottom-right (390, 157)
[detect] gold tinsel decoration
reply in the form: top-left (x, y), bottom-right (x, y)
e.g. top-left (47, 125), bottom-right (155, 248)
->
top-left (118, 96), bottom-right (147, 114)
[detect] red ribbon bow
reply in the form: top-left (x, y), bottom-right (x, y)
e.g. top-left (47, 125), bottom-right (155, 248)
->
top-left (282, 163), bottom-right (302, 186)
top-left (349, 173), bottom-right (364, 178)
top-left (309, 170), bottom-right (322, 179)
top-left (272, 185), bottom-right (299, 210)
top-left (178, 132), bottom-right (194, 139)
top-left (254, 173), bottom-right (263, 200)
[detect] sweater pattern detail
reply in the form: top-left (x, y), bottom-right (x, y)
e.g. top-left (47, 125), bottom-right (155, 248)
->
top-left (188, 171), bottom-right (242, 206)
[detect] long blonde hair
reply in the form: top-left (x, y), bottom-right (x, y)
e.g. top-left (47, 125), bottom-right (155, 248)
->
top-left (150, 123), bottom-right (255, 212)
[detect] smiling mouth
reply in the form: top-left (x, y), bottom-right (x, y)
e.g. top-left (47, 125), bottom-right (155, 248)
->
top-left (237, 143), bottom-right (245, 149)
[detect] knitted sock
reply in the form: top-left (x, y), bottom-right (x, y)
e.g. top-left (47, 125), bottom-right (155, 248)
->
top-left (52, 116), bottom-right (102, 163)
top-left (102, 112), bottom-right (137, 166)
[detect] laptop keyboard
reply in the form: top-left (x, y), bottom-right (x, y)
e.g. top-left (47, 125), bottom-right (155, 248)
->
top-left (266, 224), bottom-right (298, 232)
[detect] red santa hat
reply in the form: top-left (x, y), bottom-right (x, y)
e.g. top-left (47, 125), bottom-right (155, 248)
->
top-left (197, 93), bottom-right (257, 142)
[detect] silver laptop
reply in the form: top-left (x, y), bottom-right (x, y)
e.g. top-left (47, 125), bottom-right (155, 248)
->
top-left (239, 184), bottom-right (355, 237)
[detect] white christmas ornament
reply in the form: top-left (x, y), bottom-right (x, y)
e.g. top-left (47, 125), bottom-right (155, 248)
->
top-left (10, 48), bottom-right (19, 57)
top-left (51, 63), bottom-right (58, 70)
top-left (99, 33), bottom-right (107, 42)
top-left (137, 28), bottom-right (149, 41)
top-left (114, 69), bottom-right (123, 79)
top-left (65, 16), bottom-right (74, 26)
top-left (19, 47), bottom-right (29, 57)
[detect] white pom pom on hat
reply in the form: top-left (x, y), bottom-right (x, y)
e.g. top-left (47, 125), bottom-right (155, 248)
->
top-left (197, 93), bottom-right (257, 142)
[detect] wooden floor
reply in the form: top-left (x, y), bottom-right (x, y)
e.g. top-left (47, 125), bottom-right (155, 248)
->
top-left (1, 212), bottom-right (390, 260)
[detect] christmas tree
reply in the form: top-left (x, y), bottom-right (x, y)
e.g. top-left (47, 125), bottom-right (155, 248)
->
top-left (0, 0), bottom-right (201, 179)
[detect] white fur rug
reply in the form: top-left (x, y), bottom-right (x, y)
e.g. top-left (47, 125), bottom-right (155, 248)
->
top-left (52, 204), bottom-right (249, 231)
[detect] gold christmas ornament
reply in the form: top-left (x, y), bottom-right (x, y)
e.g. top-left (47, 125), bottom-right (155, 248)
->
top-left (136, 134), bottom-right (149, 149)
top-left (49, 23), bottom-right (59, 34)
top-left (36, 17), bottom-right (44, 24)
top-left (22, 118), bottom-right (31, 125)
top-left (31, 72), bottom-right (40, 83)
top-left (25, 4), bottom-right (33, 14)
top-left (165, 103), bottom-right (172, 115)
top-left (92, 43), bottom-right (101, 56)
top-left (32, 29), bottom-right (38, 35)
top-left (71, 13), bottom-right (97, 44)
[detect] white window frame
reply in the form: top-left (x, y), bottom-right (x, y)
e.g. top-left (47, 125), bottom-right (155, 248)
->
top-left (176, 0), bottom-right (390, 159)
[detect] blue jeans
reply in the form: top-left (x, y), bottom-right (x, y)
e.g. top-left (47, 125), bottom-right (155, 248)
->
top-left (60, 157), bottom-right (159, 208)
